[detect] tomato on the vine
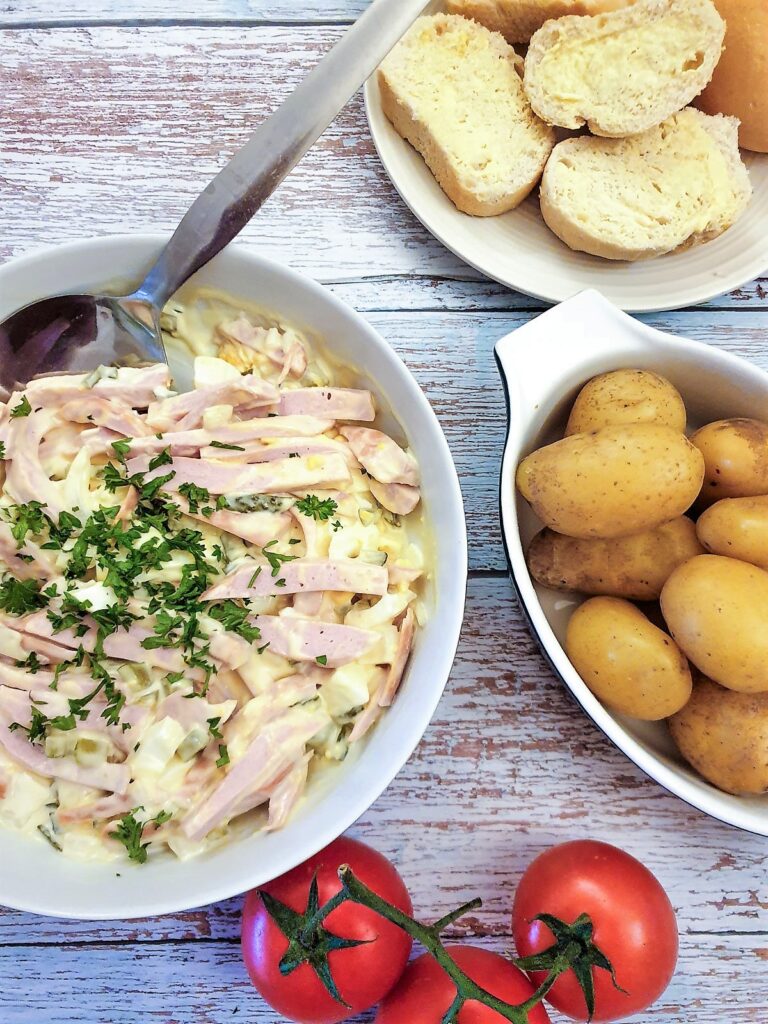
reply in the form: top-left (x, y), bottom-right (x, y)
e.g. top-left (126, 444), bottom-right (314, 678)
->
top-left (512, 840), bottom-right (678, 1023)
top-left (241, 837), bottom-right (413, 1024)
top-left (377, 945), bottom-right (550, 1023)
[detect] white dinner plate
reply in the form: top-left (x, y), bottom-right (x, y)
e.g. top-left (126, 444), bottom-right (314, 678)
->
top-left (364, 2), bottom-right (768, 313)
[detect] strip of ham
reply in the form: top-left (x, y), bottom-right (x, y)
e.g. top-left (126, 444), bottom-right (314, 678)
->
top-left (15, 611), bottom-right (190, 675)
top-left (174, 494), bottom-right (291, 546)
top-left (59, 396), bottom-right (148, 437)
top-left (203, 557), bottom-right (388, 600)
top-left (57, 793), bottom-right (134, 825)
top-left (24, 364), bottom-right (171, 409)
top-left (369, 478), bottom-right (421, 516)
top-left (0, 718), bottom-right (131, 793)
top-left (181, 709), bottom-right (326, 841)
top-left (146, 375), bottom-right (279, 431)
top-left (253, 615), bottom-right (379, 668)
top-left (278, 387), bottom-right (375, 422)
top-left (156, 692), bottom-right (237, 733)
top-left (378, 607), bottom-right (416, 708)
top-left (267, 752), bottom-right (311, 831)
top-left (3, 686), bottom-right (147, 755)
top-left (126, 453), bottom-right (351, 495)
top-left (4, 408), bottom-right (66, 516)
top-left (348, 668), bottom-right (387, 744)
top-left (199, 435), bottom-right (350, 464)
top-left (339, 426), bottom-right (419, 486)
top-left (0, 662), bottom-right (55, 691)
top-left (83, 417), bottom-right (339, 460)
top-left (0, 521), bottom-right (58, 580)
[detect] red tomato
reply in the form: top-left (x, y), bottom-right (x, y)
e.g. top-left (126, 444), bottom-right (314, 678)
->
top-left (512, 840), bottom-right (678, 1023)
top-left (241, 837), bottom-right (413, 1024)
top-left (377, 945), bottom-right (550, 1024)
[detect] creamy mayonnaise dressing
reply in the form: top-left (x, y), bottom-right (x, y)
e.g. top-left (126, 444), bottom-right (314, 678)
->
top-left (0, 291), bottom-right (426, 863)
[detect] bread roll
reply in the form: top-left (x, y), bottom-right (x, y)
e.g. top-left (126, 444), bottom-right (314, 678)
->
top-left (524, 0), bottom-right (725, 137)
top-left (378, 15), bottom-right (554, 216)
top-left (443, 0), bottom-right (632, 44)
top-left (697, 0), bottom-right (768, 153)
top-left (540, 108), bottom-right (751, 260)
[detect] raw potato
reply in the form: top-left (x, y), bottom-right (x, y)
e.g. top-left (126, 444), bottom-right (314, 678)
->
top-left (565, 597), bottom-right (692, 720)
top-left (690, 418), bottom-right (768, 502)
top-left (565, 369), bottom-right (686, 435)
top-left (697, 496), bottom-right (768, 571)
top-left (661, 555), bottom-right (768, 694)
top-left (669, 674), bottom-right (768, 795)
top-left (527, 518), bottom-right (703, 599)
top-left (516, 424), bottom-right (704, 539)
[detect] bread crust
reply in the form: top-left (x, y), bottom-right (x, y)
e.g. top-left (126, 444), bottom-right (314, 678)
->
top-left (443, 0), bottom-right (632, 43)
top-left (524, 0), bottom-right (725, 137)
top-left (697, 0), bottom-right (768, 153)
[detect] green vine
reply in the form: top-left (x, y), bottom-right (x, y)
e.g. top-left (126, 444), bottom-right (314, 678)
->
top-left (260, 864), bottom-right (622, 1023)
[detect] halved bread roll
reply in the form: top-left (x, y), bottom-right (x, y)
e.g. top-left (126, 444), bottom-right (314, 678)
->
top-left (540, 108), bottom-right (752, 261)
top-left (524, 0), bottom-right (725, 137)
top-left (378, 14), bottom-right (555, 217)
top-left (444, 0), bottom-right (633, 44)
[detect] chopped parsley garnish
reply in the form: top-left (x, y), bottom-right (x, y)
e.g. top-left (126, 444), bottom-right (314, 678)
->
top-left (0, 442), bottom-right (5, 460)
top-left (262, 540), bottom-right (298, 578)
top-left (207, 716), bottom-right (222, 740)
top-left (10, 395), bottom-right (32, 418)
top-left (178, 482), bottom-right (210, 515)
top-left (8, 500), bottom-right (47, 548)
top-left (0, 576), bottom-right (46, 615)
top-left (216, 744), bottom-right (230, 768)
top-left (295, 495), bottom-right (338, 521)
top-left (315, 655), bottom-right (328, 667)
top-left (331, 520), bottom-right (343, 533)
top-left (148, 447), bottom-right (173, 472)
top-left (111, 438), bottom-right (132, 462)
top-left (17, 651), bottom-right (42, 674)
top-left (209, 441), bottom-right (245, 451)
top-left (207, 600), bottom-right (261, 643)
top-left (247, 567), bottom-right (262, 588)
top-left (112, 808), bottom-right (171, 864)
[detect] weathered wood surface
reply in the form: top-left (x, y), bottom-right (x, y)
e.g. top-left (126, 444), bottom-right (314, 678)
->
top-left (0, 0), bottom-right (367, 24)
top-left (1, 26), bottom-right (766, 308)
top-left (1, 6), bottom-right (768, 1023)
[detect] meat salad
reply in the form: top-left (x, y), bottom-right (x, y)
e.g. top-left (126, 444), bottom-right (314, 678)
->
top-left (0, 291), bottom-right (425, 863)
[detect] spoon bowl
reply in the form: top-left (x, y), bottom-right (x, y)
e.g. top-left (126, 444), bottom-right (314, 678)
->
top-left (0, 294), bottom-right (163, 393)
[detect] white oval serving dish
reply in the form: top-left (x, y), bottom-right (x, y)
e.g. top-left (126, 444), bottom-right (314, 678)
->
top-left (497, 289), bottom-right (768, 836)
top-left (0, 234), bottom-right (468, 918)
top-left (364, 0), bottom-right (768, 313)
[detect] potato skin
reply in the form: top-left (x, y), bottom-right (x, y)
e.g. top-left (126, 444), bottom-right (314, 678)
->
top-left (516, 424), bottom-right (704, 539)
top-left (690, 418), bottom-right (768, 502)
top-left (697, 495), bottom-right (768, 570)
top-left (566, 369), bottom-right (687, 436)
top-left (527, 517), bottom-right (704, 600)
top-left (565, 597), bottom-right (692, 720)
top-left (661, 554), bottom-right (768, 693)
top-left (669, 674), bottom-right (768, 795)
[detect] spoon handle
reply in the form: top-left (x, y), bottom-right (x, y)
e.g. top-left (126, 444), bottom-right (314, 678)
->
top-left (134, 0), bottom-right (427, 308)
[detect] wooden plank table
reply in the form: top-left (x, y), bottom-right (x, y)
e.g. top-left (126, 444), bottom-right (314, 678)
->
top-left (1, 4), bottom-right (767, 1021)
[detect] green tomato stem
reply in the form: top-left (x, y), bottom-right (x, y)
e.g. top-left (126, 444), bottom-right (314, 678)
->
top-left (339, 865), bottom-right (547, 1023)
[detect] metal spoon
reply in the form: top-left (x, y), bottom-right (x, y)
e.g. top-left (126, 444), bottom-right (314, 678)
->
top-left (0, 0), bottom-right (427, 392)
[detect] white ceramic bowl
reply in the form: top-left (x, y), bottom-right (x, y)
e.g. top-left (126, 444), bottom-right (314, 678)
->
top-left (497, 290), bottom-right (768, 837)
top-left (0, 234), bottom-right (467, 918)
top-left (364, 0), bottom-right (768, 313)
